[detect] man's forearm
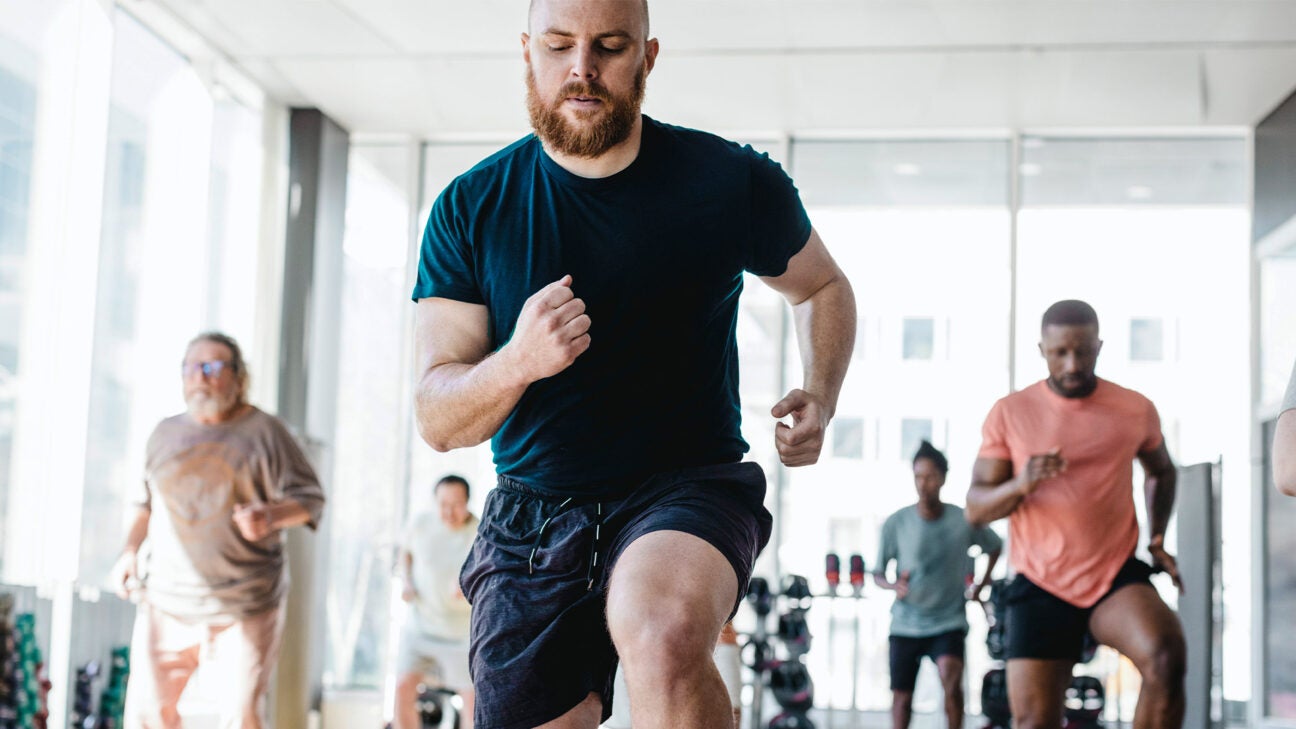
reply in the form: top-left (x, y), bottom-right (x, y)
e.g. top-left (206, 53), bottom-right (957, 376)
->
top-left (790, 275), bottom-right (856, 409)
top-left (269, 500), bottom-right (315, 530)
top-left (415, 350), bottom-right (531, 452)
top-left (123, 507), bottom-right (150, 553)
top-left (1145, 467), bottom-right (1178, 540)
top-left (976, 550), bottom-right (1002, 592)
top-left (966, 480), bottom-right (1025, 526)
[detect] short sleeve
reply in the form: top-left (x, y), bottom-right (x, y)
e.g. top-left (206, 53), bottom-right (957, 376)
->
top-left (132, 477), bottom-right (152, 510)
top-left (266, 419), bottom-right (327, 530)
top-left (875, 516), bottom-right (898, 574)
top-left (745, 149), bottom-right (812, 277)
top-left (135, 425), bottom-right (164, 509)
top-left (1283, 359), bottom-right (1296, 415)
top-left (973, 524), bottom-right (1003, 553)
top-left (411, 181), bottom-right (483, 304)
top-left (1139, 397), bottom-right (1165, 454)
top-left (977, 399), bottom-right (1012, 461)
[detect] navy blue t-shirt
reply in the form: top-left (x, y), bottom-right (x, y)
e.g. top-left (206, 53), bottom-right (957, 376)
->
top-left (412, 116), bottom-right (811, 495)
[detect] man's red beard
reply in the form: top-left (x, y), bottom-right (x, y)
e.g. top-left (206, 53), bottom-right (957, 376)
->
top-left (526, 65), bottom-right (646, 159)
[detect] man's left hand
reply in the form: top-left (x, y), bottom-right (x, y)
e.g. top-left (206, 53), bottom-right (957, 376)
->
top-left (771, 389), bottom-right (831, 467)
top-left (1148, 535), bottom-right (1184, 593)
top-left (233, 503), bottom-right (276, 541)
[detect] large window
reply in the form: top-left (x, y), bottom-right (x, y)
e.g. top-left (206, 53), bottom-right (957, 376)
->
top-left (79, 10), bottom-right (266, 589)
top-left (784, 138), bottom-right (1013, 712)
top-left (744, 134), bottom-right (1252, 719)
top-left (0, 1), bottom-right (46, 579)
top-left (1017, 135), bottom-right (1251, 710)
top-left (1260, 236), bottom-right (1296, 719)
top-left (322, 143), bottom-right (417, 690)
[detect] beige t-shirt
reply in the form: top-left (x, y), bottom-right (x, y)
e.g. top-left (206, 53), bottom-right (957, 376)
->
top-left (135, 407), bottom-right (325, 621)
top-left (402, 511), bottom-right (478, 641)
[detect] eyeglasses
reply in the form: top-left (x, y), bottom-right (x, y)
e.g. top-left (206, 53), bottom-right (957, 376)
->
top-left (181, 360), bottom-right (231, 379)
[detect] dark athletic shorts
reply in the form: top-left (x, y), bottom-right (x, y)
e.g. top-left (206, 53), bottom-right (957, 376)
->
top-left (458, 461), bottom-right (773, 729)
top-left (1003, 557), bottom-right (1156, 662)
top-left (889, 629), bottom-right (966, 692)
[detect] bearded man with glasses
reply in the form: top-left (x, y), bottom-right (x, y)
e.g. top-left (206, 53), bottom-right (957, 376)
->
top-left (111, 331), bottom-right (326, 729)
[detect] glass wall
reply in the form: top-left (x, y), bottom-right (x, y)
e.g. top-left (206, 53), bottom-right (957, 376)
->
top-left (323, 142), bottom-right (416, 690)
top-left (0, 0), bottom-right (51, 579)
top-left (1259, 233), bottom-right (1296, 719)
top-left (79, 10), bottom-right (267, 588)
top-left (1017, 135), bottom-right (1251, 713)
top-left (749, 134), bottom-right (1252, 718)
top-left (787, 139), bottom-right (1013, 713)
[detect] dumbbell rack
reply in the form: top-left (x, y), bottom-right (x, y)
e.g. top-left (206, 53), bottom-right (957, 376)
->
top-left (819, 553), bottom-right (867, 729)
top-left (742, 576), bottom-right (818, 729)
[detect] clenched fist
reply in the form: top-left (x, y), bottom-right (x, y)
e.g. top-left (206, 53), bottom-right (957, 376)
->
top-left (505, 275), bottom-right (592, 382)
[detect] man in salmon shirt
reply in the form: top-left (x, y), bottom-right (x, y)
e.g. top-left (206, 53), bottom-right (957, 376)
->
top-left (966, 299), bottom-right (1185, 729)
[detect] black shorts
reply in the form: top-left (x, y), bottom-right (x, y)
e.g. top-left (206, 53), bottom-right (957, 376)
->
top-left (459, 461), bottom-right (773, 729)
top-left (1003, 557), bottom-right (1156, 662)
top-left (889, 629), bottom-right (966, 692)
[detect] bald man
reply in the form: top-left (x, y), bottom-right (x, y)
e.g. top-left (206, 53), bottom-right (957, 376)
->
top-left (409, 2), bottom-right (856, 727)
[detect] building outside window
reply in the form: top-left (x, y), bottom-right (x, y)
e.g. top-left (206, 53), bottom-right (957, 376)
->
top-left (903, 317), bottom-right (935, 360)
top-left (1129, 317), bottom-right (1165, 362)
top-left (833, 418), bottom-right (864, 459)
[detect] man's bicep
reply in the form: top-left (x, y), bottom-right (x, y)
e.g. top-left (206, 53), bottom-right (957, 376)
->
top-left (414, 297), bottom-right (492, 372)
top-left (757, 228), bottom-right (846, 306)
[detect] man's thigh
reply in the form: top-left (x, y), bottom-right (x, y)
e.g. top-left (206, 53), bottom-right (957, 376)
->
top-left (460, 483), bottom-right (616, 729)
top-left (1003, 575), bottom-right (1089, 662)
top-left (1007, 658), bottom-right (1073, 725)
top-left (210, 602), bottom-right (286, 715)
top-left (1088, 582), bottom-right (1185, 669)
top-left (605, 530), bottom-right (737, 648)
top-left (889, 636), bottom-right (926, 693)
top-left (126, 604), bottom-right (203, 723)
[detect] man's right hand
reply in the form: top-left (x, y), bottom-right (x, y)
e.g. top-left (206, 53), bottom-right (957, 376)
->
top-left (894, 571), bottom-right (911, 600)
top-left (1018, 448), bottom-right (1066, 496)
top-left (401, 583), bottom-right (417, 603)
top-left (110, 550), bottom-right (139, 600)
top-left (504, 275), bottom-right (591, 382)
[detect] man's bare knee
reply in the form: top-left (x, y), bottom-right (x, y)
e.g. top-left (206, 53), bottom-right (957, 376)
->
top-left (1142, 634), bottom-right (1187, 690)
top-left (610, 596), bottom-right (718, 673)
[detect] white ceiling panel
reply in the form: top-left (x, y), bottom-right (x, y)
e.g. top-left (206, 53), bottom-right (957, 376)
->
top-left (134, 0), bottom-right (1296, 135)
top-left (327, 0), bottom-right (522, 54)
top-left (1203, 48), bottom-right (1296, 124)
top-left (163, 0), bottom-right (399, 57)
top-left (275, 56), bottom-right (530, 135)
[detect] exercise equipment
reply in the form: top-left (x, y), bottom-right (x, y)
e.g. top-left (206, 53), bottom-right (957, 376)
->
top-left (980, 668), bottom-right (1011, 729)
top-left (1063, 675), bottom-right (1105, 729)
top-left (977, 578), bottom-right (1106, 729)
top-left (416, 685), bottom-right (462, 729)
top-left (741, 575), bottom-right (818, 729)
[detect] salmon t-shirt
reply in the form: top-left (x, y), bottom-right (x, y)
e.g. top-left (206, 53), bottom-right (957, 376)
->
top-left (977, 378), bottom-right (1163, 608)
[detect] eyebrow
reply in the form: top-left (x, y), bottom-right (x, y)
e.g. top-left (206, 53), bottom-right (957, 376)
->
top-left (541, 29), bottom-right (634, 40)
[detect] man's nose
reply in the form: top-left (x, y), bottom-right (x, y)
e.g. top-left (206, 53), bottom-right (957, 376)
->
top-left (570, 45), bottom-right (598, 81)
